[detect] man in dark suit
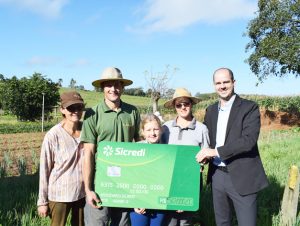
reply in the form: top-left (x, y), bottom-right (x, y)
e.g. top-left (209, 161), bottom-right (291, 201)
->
top-left (196, 68), bottom-right (268, 226)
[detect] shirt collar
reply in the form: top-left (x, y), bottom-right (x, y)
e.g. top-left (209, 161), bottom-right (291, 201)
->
top-left (102, 99), bottom-right (123, 112)
top-left (171, 116), bottom-right (196, 129)
top-left (218, 94), bottom-right (236, 111)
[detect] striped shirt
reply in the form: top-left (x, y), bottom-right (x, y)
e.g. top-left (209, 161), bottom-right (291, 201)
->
top-left (37, 123), bottom-right (85, 206)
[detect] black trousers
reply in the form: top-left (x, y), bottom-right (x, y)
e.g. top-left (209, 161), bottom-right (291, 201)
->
top-left (212, 168), bottom-right (257, 226)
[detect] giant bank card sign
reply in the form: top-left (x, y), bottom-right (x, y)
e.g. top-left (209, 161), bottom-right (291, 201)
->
top-left (95, 141), bottom-right (201, 211)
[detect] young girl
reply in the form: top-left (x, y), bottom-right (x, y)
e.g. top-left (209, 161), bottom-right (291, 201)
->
top-left (130, 113), bottom-right (165, 226)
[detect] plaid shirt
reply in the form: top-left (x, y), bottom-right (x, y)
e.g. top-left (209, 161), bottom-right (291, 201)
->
top-left (37, 123), bottom-right (85, 206)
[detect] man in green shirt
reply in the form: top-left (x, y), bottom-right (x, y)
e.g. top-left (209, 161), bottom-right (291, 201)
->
top-left (81, 67), bottom-right (140, 226)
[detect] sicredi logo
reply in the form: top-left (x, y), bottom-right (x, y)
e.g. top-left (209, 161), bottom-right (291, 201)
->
top-left (103, 145), bottom-right (146, 157)
top-left (103, 145), bottom-right (114, 156)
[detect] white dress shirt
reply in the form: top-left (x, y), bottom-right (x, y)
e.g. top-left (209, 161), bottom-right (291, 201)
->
top-left (213, 94), bottom-right (236, 166)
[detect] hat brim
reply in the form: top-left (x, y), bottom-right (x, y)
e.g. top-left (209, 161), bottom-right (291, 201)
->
top-left (62, 100), bottom-right (84, 108)
top-left (92, 78), bottom-right (133, 88)
top-left (163, 96), bottom-right (201, 108)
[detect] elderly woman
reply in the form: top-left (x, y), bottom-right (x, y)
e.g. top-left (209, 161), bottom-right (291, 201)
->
top-left (161, 88), bottom-right (210, 226)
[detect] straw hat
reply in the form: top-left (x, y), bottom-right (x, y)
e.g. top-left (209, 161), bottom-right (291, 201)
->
top-left (164, 88), bottom-right (201, 108)
top-left (92, 67), bottom-right (133, 88)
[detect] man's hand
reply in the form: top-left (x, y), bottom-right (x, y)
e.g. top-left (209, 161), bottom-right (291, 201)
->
top-left (38, 205), bottom-right (49, 217)
top-left (134, 208), bottom-right (146, 214)
top-left (86, 190), bottom-right (101, 208)
top-left (196, 148), bottom-right (217, 163)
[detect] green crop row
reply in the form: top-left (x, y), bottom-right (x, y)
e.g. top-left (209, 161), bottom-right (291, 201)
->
top-left (244, 95), bottom-right (300, 114)
top-left (0, 122), bottom-right (55, 134)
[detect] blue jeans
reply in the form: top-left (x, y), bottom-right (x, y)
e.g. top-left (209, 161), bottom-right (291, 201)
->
top-left (130, 210), bottom-right (165, 226)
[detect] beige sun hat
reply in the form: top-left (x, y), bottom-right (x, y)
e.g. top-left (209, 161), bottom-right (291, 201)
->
top-left (164, 88), bottom-right (201, 108)
top-left (92, 67), bottom-right (133, 88)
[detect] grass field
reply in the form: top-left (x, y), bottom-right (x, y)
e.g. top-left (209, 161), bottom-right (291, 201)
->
top-left (0, 129), bottom-right (299, 226)
top-left (59, 87), bottom-right (165, 109)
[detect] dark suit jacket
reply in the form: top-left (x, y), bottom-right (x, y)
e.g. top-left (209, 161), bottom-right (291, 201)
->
top-left (205, 95), bottom-right (268, 195)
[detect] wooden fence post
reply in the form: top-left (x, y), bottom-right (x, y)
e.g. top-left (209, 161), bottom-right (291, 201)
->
top-left (280, 165), bottom-right (300, 226)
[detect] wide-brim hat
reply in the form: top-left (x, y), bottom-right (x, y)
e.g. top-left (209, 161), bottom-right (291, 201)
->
top-left (92, 67), bottom-right (133, 88)
top-left (164, 88), bottom-right (201, 108)
top-left (60, 91), bottom-right (84, 108)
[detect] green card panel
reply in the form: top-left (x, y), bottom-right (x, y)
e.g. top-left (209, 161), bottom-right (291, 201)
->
top-left (95, 141), bottom-right (201, 211)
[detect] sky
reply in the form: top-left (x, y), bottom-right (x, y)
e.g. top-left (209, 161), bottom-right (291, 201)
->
top-left (0, 0), bottom-right (299, 97)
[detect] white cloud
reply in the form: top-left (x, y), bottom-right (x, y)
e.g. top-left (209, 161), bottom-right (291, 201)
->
top-left (26, 56), bottom-right (60, 66)
top-left (67, 59), bottom-right (90, 67)
top-left (129, 0), bottom-right (257, 33)
top-left (0, 0), bottom-right (69, 19)
top-left (26, 57), bottom-right (90, 68)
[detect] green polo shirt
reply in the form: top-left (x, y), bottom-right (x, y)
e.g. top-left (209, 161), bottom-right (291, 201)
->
top-left (81, 100), bottom-right (140, 145)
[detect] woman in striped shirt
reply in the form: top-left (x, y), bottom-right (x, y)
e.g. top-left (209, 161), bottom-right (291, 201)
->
top-left (37, 91), bottom-right (86, 226)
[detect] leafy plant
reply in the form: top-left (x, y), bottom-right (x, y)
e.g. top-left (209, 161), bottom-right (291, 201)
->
top-left (17, 156), bottom-right (27, 176)
top-left (0, 162), bottom-right (6, 178)
top-left (31, 150), bottom-right (39, 174)
top-left (4, 152), bottom-right (12, 170)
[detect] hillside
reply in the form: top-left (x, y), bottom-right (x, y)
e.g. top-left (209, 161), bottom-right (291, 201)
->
top-left (60, 88), bottom-right (300, 130)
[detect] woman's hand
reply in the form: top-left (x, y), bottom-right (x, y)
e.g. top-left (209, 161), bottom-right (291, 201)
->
top-left (38, 205), bottom-right (49, 217)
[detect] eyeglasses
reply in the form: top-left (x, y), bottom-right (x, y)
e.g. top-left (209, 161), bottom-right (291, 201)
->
top-left (66, 104), bottom-right (84, 112)
top-left (175, 102), bottom-right (191, 109)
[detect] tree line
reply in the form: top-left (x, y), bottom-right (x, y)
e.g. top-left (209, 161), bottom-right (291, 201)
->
top-left (0, 72), bottom-right (176, 121)
top-left (0, 73), bottom-right (60, 121)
